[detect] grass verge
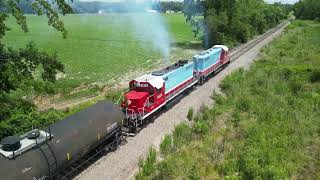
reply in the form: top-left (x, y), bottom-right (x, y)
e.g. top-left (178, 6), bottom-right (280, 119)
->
top-left (136, 20), bottom-right (320, 179)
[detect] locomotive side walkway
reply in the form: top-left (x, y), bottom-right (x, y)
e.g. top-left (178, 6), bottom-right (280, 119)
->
top-left (75, 22), bottom-right (290, 180)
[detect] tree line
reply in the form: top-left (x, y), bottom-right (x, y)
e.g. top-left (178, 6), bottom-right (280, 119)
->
top-left (0, 0), bottom-right (184, 14)
top-left (153, 2), bottom-right (184, 13)
top-left (294, 0), bottom-right (320, 20)
top-left (0, 0), bottom-right (71, 139)
top-left (184, 0), bottom-right (290, 48)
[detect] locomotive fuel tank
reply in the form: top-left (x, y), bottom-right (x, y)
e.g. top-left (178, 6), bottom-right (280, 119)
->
top-left (0, 100), bottom-right (124, 180)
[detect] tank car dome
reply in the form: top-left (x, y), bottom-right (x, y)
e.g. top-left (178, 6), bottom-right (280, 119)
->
top-left (27, 129), bottom-right (41, 139)
top-left (1, 136), bottom-right (21, 152)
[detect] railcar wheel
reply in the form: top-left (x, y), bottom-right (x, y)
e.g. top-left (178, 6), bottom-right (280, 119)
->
top-left (111, 132), bottom-right (120, 151)
top-left (199, 76), bottom-right (205, 85)
top-left (129, 120), bottom-right (137, 133)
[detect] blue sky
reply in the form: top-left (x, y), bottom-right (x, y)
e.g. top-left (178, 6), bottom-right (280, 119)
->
top-left (79, 0), bottom-right (299, 4)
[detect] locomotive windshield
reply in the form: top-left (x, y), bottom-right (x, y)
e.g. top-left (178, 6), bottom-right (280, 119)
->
top-left (130, 82), bottom-right (149, 92)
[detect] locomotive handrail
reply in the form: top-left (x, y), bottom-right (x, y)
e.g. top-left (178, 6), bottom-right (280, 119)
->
top-left (138, 108), bottom-right (145, 118)
top-left (126, 108), bottom-right (137, 120)
top-left (144, 94), bottom-right (154, 108)
top-left (137, 94), bottom-right (155, 118)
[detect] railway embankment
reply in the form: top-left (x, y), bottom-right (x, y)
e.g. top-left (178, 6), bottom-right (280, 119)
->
top-left (76, 19), bottom-right (293, 180)
top-left (136, 20), bottom-right (320, 179)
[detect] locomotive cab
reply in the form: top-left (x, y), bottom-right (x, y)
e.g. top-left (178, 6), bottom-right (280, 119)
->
top-left (212, 45), bottom-right (230, 64)
top-left (122, 74), bottom-right (165, 120)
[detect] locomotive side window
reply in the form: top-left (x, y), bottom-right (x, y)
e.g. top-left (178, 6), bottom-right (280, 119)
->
top-left (149, 86), bottom-right (154, 95)
top-left (156, 87), bottom-right (162, 93)
top-left (130, 83), bottom-right (134, 90)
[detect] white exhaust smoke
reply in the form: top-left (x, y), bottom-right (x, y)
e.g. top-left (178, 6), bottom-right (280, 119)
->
top-left (124, 1), bottom-right (171, 60)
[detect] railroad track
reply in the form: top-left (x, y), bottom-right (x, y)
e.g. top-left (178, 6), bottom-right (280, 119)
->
top-left (65, 20), bottom-right (289, 180)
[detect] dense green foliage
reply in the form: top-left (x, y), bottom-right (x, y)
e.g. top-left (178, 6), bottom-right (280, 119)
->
top-left (294, 0), bottom-right (320, 20)
top-left (0, 0), bottom-right (72, 139)
top-left (0, 42), bottom-right (64, 120)
top-left (136, 20), bottom-right (320, 179)
top-left (5, 0), bottom-right (184, 14)
top-left (154, 1), bottom-right (184, 13)
top-left (184, 0), bottom-right (288, 47)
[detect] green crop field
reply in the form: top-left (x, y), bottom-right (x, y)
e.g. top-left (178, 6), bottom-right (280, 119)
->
top-left (4, 13), bottom-right (199, 94)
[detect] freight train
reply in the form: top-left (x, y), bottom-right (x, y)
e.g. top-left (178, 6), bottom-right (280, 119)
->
top-left (0, 45), bottom-right (229, 180)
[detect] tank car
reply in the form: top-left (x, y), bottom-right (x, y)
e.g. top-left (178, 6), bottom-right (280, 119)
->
top-left (0, 100), bottom-right (124, 180)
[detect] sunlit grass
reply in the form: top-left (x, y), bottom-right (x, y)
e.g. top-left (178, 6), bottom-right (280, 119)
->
top-left (136, 20), bottom-right (320, 179)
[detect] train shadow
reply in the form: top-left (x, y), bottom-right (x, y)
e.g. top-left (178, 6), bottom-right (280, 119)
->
top-left (55, 133), bottom-right (124, 180)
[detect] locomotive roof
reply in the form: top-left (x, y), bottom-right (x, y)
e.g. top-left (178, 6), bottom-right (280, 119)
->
top-left (152, 60), bottom-right (189, 76)
top-left (134, 60), bottom-right (190, 89)
top-left (134, 74), bottom-right (164, 89)
top-left (213, 45), bottom-right (229, 51)
top-left (194, 47), bottom-right (222, 59)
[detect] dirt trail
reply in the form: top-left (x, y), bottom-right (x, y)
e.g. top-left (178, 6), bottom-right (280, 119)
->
top-left (75, 23), bottom-right (289, 180)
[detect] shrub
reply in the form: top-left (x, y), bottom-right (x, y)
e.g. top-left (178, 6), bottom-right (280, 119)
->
top-left (192, 121), bottom-right (209, 135)
top-left (188, 164), bottom-right (200, 180)
top-left (173, 123), bottom-right (192, 147)
top-left (310, 69), bottom-right (320, 83)
top-left (136, 147), bottom-right (157, 180)
top-left (187, 107), bottom-right (194, 121)
top-left (212, 92), bottom-right (225, 105)
top-left (160, 134), bottom-right (173, 157)
top-left (157, 159), bottom-right (176, 179)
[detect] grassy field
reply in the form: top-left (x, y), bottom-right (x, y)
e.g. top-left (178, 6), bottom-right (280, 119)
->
top-left (136, 20), bottom-right (320, 179)
top-left (4, 13), bottom-right (199, 95)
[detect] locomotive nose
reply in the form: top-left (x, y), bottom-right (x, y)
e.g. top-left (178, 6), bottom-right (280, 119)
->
top-left (124, 91), bottom-right (149, 109)
top-left (126, 99), bottom-right (132, 106)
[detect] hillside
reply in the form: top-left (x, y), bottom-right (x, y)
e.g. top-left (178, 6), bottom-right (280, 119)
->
top-left (136, 20), bottom-right (320, 179)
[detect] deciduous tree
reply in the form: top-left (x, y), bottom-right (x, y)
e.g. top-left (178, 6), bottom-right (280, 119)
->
top-left (183, 0), bottom-right (288, 47)
top-left (0, 0), bottom-right (72, 122)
